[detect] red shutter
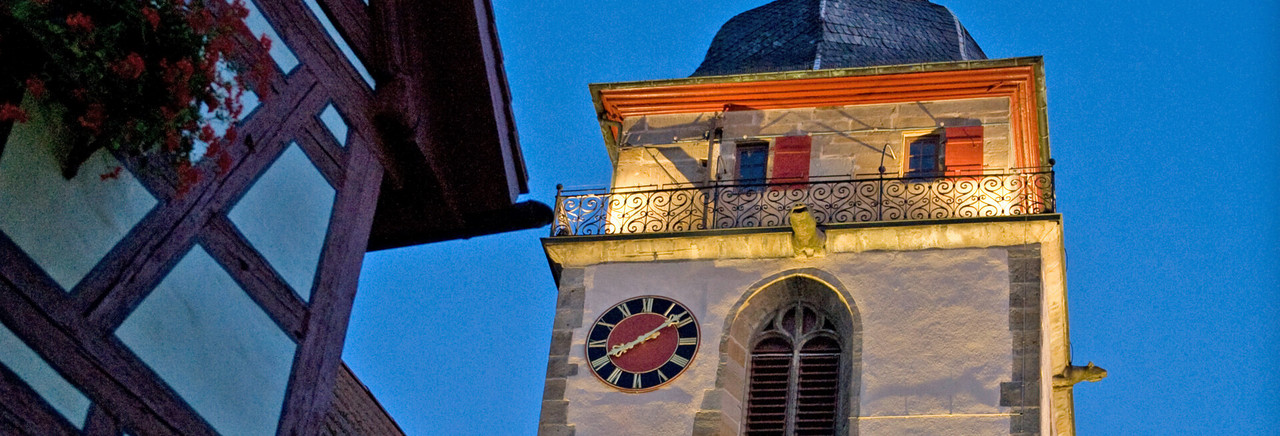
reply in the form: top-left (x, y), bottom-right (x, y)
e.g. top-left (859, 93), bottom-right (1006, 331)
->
top-left (945, 126), bottom-right (984, 175)
top-left (771, 135), bottom-right (812, 186)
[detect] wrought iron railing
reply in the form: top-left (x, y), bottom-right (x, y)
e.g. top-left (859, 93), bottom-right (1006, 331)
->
top-left (551, 169), bottom-right (1054, 237)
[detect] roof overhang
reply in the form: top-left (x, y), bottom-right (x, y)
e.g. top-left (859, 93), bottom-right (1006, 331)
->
top-left (590, 57), bottom-right (1049, 169)
top-left (363, 0), bottom-right (546, 251)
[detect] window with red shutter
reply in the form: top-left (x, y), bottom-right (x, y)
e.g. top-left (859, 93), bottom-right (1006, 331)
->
top-left (770, 135), bottom-right (812, 184)
top-left (944, 126), bottom-right (984, 175)
top-left (745, 303), bottom-right (843, 435)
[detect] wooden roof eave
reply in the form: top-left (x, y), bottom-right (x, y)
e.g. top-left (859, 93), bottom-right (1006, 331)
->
top-left (589, 57), bottom-right (1049, 169)
top-left (363, 0), bottom-right (544, 250)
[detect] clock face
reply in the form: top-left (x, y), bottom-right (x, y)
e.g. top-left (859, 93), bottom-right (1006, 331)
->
top-left (584, 296), bottom-right (700, 393)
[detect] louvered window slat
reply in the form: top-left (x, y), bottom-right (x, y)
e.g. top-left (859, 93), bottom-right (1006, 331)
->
top-left (745, 304), bottom-right (843, 435)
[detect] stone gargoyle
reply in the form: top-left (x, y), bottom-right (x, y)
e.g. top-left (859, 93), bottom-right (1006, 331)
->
top-left (1052, 362), bottom-right (1108, 388)
top-left (789, 204), bottom-right (825, 256)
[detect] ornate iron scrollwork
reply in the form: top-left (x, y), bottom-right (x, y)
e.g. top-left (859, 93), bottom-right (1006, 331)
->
top-left (552, 170), bottom-right (1054, 237)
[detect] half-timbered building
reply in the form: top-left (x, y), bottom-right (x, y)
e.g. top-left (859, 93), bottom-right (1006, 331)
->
top-left (0, 0), bottom-right (547, 434)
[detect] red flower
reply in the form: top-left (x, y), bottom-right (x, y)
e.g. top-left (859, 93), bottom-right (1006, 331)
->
top-left (198, 124), bottom-right (216, 143)
top-left (216, 150), bottom-right (233, 174)
top-left (142, 7), bottom-right (161, 30)
top-left (25, 77), bottom-right (45, 99)
top-left (176, 161), bottom-right (202, 198)
top-left (112, 52), bottom-right (146, 80)
top-left (0, 104), bottom-right (29, 123)
top-left (187, 8), bottom-right (214, 35)
top-left (164, 129), bottom-right (181, 152)
top-left (66, 12), bottom-right (94, 33)
top-left (99, 166), bottom-right (123, 181)
top-left (78, 104), bottom-right (105, 134)
top-left (176, 59), bottom-right (194, 81)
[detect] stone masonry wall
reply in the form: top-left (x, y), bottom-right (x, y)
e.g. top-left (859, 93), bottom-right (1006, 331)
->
top-left (615, 97), bottom-right (1012, 189)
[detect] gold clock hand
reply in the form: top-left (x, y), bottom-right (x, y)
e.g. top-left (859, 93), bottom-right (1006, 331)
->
top-left (608, 316), bottom-right (681, 357)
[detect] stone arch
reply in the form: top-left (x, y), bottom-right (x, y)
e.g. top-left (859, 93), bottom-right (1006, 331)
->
top-left (694, 268), bottom-right (862, 436)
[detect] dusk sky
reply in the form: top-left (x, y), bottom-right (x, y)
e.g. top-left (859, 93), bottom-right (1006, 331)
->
top-left (342, 0), bottom-right (1280, 434)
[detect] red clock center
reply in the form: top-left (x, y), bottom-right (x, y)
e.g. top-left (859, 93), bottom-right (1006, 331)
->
top-left (606, 313), bottom-right (679, 373)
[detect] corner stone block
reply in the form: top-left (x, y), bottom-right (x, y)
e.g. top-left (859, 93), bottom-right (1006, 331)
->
top-left (1011, 408), bottom-right (1041, 434)
top-left (554, 308), bottom-right (583, 329)
top-left (692, 411), bottom-right (722, 436)
top-left (1008, 257), bottom-right (1042, 283)
top-left (546, 356), bottom-right (570, 378)
top-left (543, 378), bottom-right (566, 400)
top-left (1006, 244), bottom-right (1041, 259)
top-left (549, 329), bottom-right (574, 356)
top-left (538, 424), bottom-right (575, 436)
top-left (1009, 282), bottom-right (1041, 309)
top-left (540, 400), bottom-right (569, 424)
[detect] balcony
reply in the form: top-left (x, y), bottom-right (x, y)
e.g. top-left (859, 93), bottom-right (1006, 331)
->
top-left (551, 169), bottom-right (1054, 237)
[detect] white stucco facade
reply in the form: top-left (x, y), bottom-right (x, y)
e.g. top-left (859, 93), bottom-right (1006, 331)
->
top-left (541, 217), bottom-right (1070, 435)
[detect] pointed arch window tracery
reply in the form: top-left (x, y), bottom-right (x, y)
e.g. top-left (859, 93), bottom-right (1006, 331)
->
top-left (745, 302), bottom-right (842, 435)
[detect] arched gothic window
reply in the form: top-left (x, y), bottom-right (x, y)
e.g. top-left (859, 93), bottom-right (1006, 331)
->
top-left (745, 302), bottom-right (843, 435)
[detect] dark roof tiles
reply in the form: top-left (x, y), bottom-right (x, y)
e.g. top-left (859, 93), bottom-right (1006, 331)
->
top-left (692, 0), bottom-right (985, 76)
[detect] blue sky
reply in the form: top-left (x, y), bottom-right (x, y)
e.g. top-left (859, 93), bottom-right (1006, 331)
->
top-left (343, 1), bottom-right (1280, 434)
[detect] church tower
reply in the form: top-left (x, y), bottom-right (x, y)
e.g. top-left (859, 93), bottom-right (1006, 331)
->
top-left (539, 1), bottom-right (1102, 434)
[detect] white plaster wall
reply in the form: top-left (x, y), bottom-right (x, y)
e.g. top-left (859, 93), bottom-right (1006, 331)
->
top-left (0, 97), bottom-right (157, 290)
top-left (228, 143), bottom-right (335, 302)
top-left (0, 322), bottom-right (91, 429)
top-left (244, 0), bottom-right (299, 73)
top-left (563, 248), bottom-right (1013, 435)
top-left (115, 245), bottom-right (296, 436)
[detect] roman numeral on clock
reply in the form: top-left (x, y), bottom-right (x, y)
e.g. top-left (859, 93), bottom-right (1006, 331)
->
top-left (678, 337), bottom-right (697, 346)
top-left (669, 354), bottom-right (690, 367)
top-left (616, 303), bottom-right (631, 317)
top-left (591, 355), bottom-right (611, 370)
top-left (642, 297), bottom-right (654, 313)
top-left (675, 315), bottom-right (693, 328)
top-left (606, 368), bottom-right (623, 385)
top-left (588, 339), bottom-right (607, 348)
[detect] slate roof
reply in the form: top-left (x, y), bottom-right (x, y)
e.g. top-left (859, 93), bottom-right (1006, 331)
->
top-left (691, 0), bottom-right (986, 77)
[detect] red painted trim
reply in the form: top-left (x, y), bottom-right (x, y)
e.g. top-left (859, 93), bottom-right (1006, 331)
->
top-left (276, 135), bottom-right (383, 435)
top-left (599, 66), bottom-right (1043, 168)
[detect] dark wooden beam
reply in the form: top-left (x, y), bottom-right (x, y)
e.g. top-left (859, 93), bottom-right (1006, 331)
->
top-left (315, 0), bottom-right (373, 65)
top-left (83, 405), bottom-right (122, 436)
top-left (0, 279), bottom-right (215, 436)
top-left (276, 134), bottom-right (383, 435)
top-left (198, 216), bottom-right (308, 341)
top-left (0, 363), bottom-right (80, 436)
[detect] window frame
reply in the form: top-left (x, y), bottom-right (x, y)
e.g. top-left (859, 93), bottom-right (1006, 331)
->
top-left (734, 140), bottom-right (770, 185)
top-left (902, 129), bottom-right (945, 177)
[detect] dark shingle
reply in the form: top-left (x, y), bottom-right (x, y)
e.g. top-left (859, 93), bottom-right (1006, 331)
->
top-left (691, 0), bottom-right (986, 76)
